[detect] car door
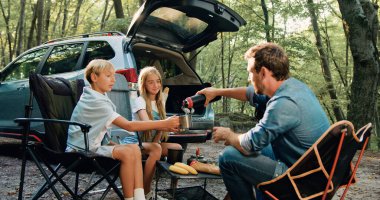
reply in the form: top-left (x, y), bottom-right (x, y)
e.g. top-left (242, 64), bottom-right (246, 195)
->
top-left (126, 0), bottom-right (246, 52)
top-left (0, 48), bottom-right (49, 127)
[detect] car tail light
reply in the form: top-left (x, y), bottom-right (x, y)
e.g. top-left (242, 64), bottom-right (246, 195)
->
top-left (116, 68), bottom-right (138, 90)
top-left (116, 68), bottom-right (138, 83)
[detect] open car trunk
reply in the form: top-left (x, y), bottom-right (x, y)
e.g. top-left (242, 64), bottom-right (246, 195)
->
top-left (132, 43), bottom-right (214, 143)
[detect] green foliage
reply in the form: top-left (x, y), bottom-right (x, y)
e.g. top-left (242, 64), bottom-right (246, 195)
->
top-left (0, 0), bottom-right (378, 142)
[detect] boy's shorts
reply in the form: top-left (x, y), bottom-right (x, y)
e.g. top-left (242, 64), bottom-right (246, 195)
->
top-left (66, 145), bottom-right (116, 159)
top-left (95, 145), bottom-right (116, 158)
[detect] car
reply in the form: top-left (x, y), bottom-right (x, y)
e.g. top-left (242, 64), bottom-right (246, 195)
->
top-left (0, 0), bottom-right (246, 143)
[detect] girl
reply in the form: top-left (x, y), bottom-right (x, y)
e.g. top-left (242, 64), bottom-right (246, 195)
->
top-left (124, 66), bottom-right (182, 199)
top-left (67, 60), bottom-right (179, 200)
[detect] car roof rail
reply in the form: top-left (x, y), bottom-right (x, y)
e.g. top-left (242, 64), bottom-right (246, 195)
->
top-left (43, 31), bottom-right (126, 44)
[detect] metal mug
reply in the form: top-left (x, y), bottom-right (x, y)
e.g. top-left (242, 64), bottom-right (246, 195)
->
top-left (179, 115), bottom-right (192, 131)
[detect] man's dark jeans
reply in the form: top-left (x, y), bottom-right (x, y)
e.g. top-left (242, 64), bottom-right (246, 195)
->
top-left (219, 145), bottom-right (288, 200)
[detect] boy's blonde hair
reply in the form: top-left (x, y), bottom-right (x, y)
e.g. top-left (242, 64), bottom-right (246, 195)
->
top-left (84, 59), bottom-right (115, 83)
top-left (138, 66), bottom-right (168, 142)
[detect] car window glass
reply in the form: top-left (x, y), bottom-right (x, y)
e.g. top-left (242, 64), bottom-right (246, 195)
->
top-left (41, 43), bottom-right (83, 75)
top-left (138, 58), bottom-right (182, 79)
top-left (1, 48), bottom-right (48, 82)
top-left (160, 59), bottom-right (182, 79)
top-left (149, 7), bottom-right (208, 40)
top-left (83, 41), bottom-right (115, 68)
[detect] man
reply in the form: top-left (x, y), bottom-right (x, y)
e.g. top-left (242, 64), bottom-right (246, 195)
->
top-left (197, 43), bottom-right (330, 200)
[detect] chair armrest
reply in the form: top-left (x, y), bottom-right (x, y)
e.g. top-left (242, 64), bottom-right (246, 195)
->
top-left (14, 118), bottom-right (92, 151)
top-left (14, 118), bottom-right (91, 133)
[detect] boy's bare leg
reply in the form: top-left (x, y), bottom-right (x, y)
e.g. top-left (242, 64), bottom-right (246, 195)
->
top-left (132, 145), bottom-right (144, 188)
top-left (113, 144), bottom-right (142, 198)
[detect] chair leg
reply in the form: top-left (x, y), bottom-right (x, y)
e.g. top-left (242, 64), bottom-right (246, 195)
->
top-left (28, 149), bottom-right (62, 200)
top-left (80, 164), bottom-right (119, 197)
top-left (33, 164), bottom-right (63, 199)
top-left (18, 146), bottom-right (28, 200)
top-left (33, 158), bottom-right (82, 199)
top-left (99, 175), bottom-right (120, 200)
top-left (75, 172), bottom-right (80, 195)
top-left (264, 191), bottom-right (279, 200)
top-left (322, 130), bottom-right (346, 200)
top-left (340, 137), bottom-right (370, 200)
top-left (81, 160), bottom-right (123, 199)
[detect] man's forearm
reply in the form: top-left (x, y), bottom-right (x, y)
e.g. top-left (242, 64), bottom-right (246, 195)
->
top-left (217, 87), bottom-right (248, 101)
top-left (228, 133), bottom-right (250, 155)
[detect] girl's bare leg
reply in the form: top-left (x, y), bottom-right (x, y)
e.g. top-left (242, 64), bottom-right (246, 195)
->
top-left (141, 142), bottom-right (162, 194)
top-left (160, 142), bottom-right (183, 157)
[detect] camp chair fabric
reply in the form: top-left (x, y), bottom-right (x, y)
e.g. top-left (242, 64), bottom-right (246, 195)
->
top-left (15, 73), bottom-right (123, 199)
top-left (257, 120), bottom-right (372, 200)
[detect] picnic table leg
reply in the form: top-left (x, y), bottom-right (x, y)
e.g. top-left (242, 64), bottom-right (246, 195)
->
top-left (170, 177), bottom-right (178, 199)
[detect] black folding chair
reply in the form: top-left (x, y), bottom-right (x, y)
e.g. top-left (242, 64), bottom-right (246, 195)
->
top-left (257, 120), bottom-right (372, 200)
top-left (16, 73), bottom-right (124, 200)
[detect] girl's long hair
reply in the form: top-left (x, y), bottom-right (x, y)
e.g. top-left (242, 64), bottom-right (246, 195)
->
top-left (138, 66), bottom-right (167, 141)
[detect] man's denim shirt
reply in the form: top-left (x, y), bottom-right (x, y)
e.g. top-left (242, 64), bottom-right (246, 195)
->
top-left (239, 78), bottom-right (330, 167)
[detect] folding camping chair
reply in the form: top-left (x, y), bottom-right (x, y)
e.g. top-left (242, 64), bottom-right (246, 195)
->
top-left (257, 120), bottom-right (372, 200)
top-left (15, 73), bottom-right (124, 200)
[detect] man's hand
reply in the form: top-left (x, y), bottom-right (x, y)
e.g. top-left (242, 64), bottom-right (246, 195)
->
top-left (213, 126), bottom-right (250, 155)
top-left (213, 127), bottom-right (234, 144)
top-left (196, 87), bottom-right (219, 107)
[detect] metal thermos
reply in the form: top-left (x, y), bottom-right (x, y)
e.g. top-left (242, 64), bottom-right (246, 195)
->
top-left (182, 94), bottom-right (207, 109)
top-left (182, 94), bottom-right (221, 109)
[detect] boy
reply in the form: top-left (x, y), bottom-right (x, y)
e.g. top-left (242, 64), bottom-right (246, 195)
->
top-left (67, 59), bottom-right (179, 200)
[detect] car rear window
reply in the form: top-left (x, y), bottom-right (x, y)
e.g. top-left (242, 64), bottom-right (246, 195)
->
top-left (149, 7), bottom-right (208, 41)
top-left (82, 41), bottom-right (116, 68)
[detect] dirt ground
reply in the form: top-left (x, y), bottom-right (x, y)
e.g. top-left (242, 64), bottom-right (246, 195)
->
top-left (0, 138), bottom-right (379, 200)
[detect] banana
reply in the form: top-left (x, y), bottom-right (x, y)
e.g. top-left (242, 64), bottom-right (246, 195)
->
top-left (169, 165), bottom-right (189, 175)
top-left (174, 162), bottom-right (198, 175)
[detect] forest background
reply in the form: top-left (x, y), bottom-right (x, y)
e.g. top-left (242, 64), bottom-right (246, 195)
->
top-left (0, 0), bottom-right (379, 150)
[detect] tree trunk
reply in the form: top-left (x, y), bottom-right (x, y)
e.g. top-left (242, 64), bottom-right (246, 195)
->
top-left (226, 33), bottom-right (237, 112)
top-left (112, 0), bottom-right (127, 33)
top-left (323, 18), bottom-right (348, 88)
top-left (113, 0), bottom-right (124, 18)
top-left (337, 0), bottom-right (380, 129)
top-left (15, 0), bottom-right (26, 56)
top-left (101, 0), bottom-right (109, 30)
top-left (307, 0), bottom-right (345, 121)
top-left (106, 4), bottom-right (114, 23)
top-left (0, 33), bottom-right (6, 67)
top-left (44, 0), bottom-right (51, 42)
top-left (36, 0), bottom-right (44, 45)
top-left (270, 0), bottom-right (275, 40)
top-left (0, 0), bottom-right (13, 61)
top-left (260, 0), bottom-right (271, 42)
top-left (72, 0), bottom-right (83, 34)
top-left (61, 0), bottom-right (69, 36)
top-left (220, 32), bottom-right (227, 113)
top-left (27, 4), bottom-right (37, 49)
